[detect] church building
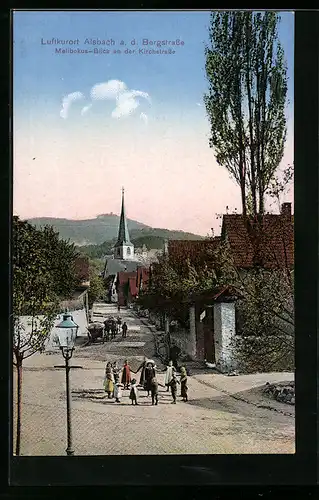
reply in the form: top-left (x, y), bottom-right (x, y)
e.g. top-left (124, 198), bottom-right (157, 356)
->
top-left (103, 189), bottom-right (139, 301)
top-left (113, 187), bottom-right (135, 261)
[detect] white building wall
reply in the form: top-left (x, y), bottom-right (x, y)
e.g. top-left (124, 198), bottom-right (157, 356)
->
top-left (188, 305), bottom-right (197, 359)
top-left (16, 308), bottom-right (89, 355)
top-left (111, 278), bottom-right (118, 303)
top-left (214, 302), bottom-right (237, 372)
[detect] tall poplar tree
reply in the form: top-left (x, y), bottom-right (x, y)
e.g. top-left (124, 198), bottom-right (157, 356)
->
top-left (204, 11), bottom-right (288, 216)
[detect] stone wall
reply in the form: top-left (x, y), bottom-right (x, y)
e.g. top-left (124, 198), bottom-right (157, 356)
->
top-left (59, 298), bottom-right (85, 312)
top-left (170, 326), bottom-right (197, 361)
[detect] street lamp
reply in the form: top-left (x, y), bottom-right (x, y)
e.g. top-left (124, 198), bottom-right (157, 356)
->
top-left (56, 311), bottom-right (79, 456)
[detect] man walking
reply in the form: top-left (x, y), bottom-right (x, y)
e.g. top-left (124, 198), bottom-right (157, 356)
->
top-left (122, 322), bottom-right (128, 338)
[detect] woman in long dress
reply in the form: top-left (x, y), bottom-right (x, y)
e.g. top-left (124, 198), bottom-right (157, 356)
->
top-left (144, 362), bottom-right (156, 397)
top-left (104, 362), bottom-right (114, 399)
top-left (135, 356), bottom-right (147, 387)
top-left (164, 360), bottom-right (176, 392)
top-left (121, 360), bottom-right (131, 389)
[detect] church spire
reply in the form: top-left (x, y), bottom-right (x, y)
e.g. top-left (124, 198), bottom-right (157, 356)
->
top-left (116, 187), bottom-right (131, 245)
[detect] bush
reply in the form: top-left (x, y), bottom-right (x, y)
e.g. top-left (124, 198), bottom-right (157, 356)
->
top-left (231, 335), bottom-right (294, 373)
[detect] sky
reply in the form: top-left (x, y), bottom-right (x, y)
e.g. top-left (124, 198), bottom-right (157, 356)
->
top-left (13, 10), bottom-right (294, 236)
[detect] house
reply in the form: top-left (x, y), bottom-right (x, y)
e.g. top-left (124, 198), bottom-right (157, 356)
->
top-left (127, 275), bottom-right (138, 306)
top-left (116, 271), bottom-right (138, 307)
top-left (136, 267), bottom-right (150, 297)
top-left (153, 203), bottom-right (294, 371)
top-left (221, 202), bottom-right (294, 270)
top-left (167, 238), bottom-right (221, 274)
top-left (74, 256), bottom-right (90, 287)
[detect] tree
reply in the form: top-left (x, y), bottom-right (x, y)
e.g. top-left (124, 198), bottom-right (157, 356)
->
top-left (204, 11), bottom-right (288, 216)
top-left (267, 162), bottom-right (294, 212)
top-left (138, 252), bottom-right (219, 327)
top-left (40, 225), bottom-right (80, 298)
top-left (87, 260), bottom-right (106, 309)
top-left (12, 216), bottom-right (80, 455)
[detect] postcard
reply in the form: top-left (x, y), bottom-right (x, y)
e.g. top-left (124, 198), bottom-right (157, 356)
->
top-left (12, 9), bottom-right (295, 462)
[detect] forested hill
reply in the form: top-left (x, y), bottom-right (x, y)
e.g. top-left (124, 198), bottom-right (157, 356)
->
top-left (27, 214), bottom-right (204, 247)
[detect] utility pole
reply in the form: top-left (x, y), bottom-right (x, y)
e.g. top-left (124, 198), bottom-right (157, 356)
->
top-left (64, 352), bottom-right (74, 456)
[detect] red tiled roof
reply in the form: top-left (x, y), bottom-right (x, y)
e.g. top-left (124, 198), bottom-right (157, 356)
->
top-left (168, 239), bottom-right (221, 273)
top-left (222, 213), bottom-right (294, 269)
top-left (74, 256), bottom-right (90, 281)
top-left (189, 285), bottom-right (241, 304)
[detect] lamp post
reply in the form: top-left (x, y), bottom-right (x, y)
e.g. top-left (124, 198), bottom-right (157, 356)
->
top-left (56, 311), bottom-right (79, 456)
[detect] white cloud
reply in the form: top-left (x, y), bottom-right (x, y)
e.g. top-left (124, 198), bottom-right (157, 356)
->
top-left (60, 79), bottom-right (151, 120)
top-left (90, 80), bottom-right (150, 119)
top-left (111, 88), bottom-right (151, 119)
top-left (60, 91), bottom-right (84, 119)
top-left (140, 112), bottom-right (148, 125)
top-left (81, 104), bottom-right (92, 116)
top-left (196, 102), bottom-right (202, 107)
top-left (90, 80), bottom-right (127, 100)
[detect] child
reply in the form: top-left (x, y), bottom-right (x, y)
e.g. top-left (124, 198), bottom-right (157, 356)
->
top-left (113, 382), bottom-right (123, 403)
top-left (180, 366), bottom-right (188, 402)
top-left (150, 376), bottom-right (159, 406)
top-left (164, 360), bottom-right (176, 392)
top-left (112, 361), bottom-right (120, 384)
top-left (168, 373), bottom-right (180, 404)
top-left (129, 379), bottom-right (138, 405)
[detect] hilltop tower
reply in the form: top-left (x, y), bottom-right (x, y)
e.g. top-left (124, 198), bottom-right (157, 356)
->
top-left (114, 187), bottom-right (135, 260)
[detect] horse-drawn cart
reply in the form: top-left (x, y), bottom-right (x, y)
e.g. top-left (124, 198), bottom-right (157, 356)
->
top-left (87, 322), bottom-right (105, 344)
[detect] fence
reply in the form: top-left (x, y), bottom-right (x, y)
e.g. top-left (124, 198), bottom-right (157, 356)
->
top-left (59, 298), bottom-right (86, 313)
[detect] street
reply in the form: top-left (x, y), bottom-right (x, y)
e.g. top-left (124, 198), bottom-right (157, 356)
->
top-left (13, 303), bottom-right (295, 455)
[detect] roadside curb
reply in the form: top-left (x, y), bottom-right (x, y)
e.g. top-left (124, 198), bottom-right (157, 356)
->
top-left (193, 375), bottom-right (294, 418)
top-left (132, 313), bottom-right (167, 365)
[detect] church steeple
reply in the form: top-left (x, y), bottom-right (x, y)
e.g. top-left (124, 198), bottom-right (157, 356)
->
top-left (116, 187), bottom-right (131, 245)
top-left (114, 187), bottom-right (134, 260)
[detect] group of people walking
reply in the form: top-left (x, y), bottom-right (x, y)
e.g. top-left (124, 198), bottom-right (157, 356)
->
top-left (103, 358), bottom-right (189, 405)
top-left (103, 316), bottom-right (128, 341)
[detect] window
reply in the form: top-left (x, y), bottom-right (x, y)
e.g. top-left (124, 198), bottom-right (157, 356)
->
top-left (127, 247), bottom-right (131, 255)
